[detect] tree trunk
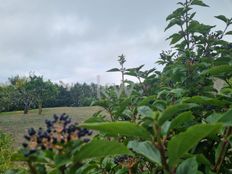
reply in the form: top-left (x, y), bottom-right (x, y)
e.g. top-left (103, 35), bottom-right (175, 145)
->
top-left (24, 104), bottom-right (29, 114)
top-left (38, 102), bottom-right (42, 115)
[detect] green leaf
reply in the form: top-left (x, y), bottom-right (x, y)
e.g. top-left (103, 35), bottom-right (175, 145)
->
top-left (138, 106), bottom-right (153, 118)
top-left (48, 169), bottom-right (60, 174)
top-left (161, 121), bottom-right (171, 136)
top-left (80, 121), bottom-right (152, 140)
top-left (214, 57), bottom-right (232, 65)
top-left (176, 157), bottom-right (198, 174)
top-left (215, 142), bottom-right (223, 164)
top-left (168, 124), bottom-right (222, 166)
top-left (191, 0), bottom-right (209, 7)
top-left (128, 140), bottom-right (161, 165)
top-left (215, 15), bottom-right (229, 24)
top-left (74, 161), bottom-right (99, 174)
top-left (189, 21), bottom-right (214, 34)
top-left (157, 89), bottom-right (169, 98)
top-left (54, 154), bottom-right (71, 168)
top-left (206, 113), bottom-right (223, 124)
top-left (202, 65), bottom-right (232, 77)
top-left (153, 100), bottom-right (167, 111)
top-left (226, 31), bottom-right (232, 35)
top-left (126, 65), bottom-right (145, 78)
top-left (5, 170), bottom-right (23, 174)
top-left (166, 7), bottom-right (184, 21)
top-left (107, 68), bottom-right (121, 72)
top-left (218, 108), bottom-right (232, 126)
top-left (158, 103), bottom-right (198, 125)
top-left (139, 95), bottom-right (156, 106)
top-left (169, 111), bottom-right (194, 131)
top-left (84, 116), bottom-right (105, 123)
top-left (195, 154), bottom-right (211, 166)
top-left (11, 151), bottom-right (28, 162)
top-left (189, 12), bottom-right (196, 20)
top-left (35, 164), bottom-right (47, 174)
top-left (115, 168), bottom-right (128, 174)
top-left (170, 88), bottom-right (185, 98)
top-left (11, 150), bottom-right (49, 163)
top-left (165, 19), bottom-right (181, 31)
top-left (73, 140), bottom-right (132, 162)
top-left (183, 96), bottom-right (229, 107)
top-left (167, 33), bottom-right (183, 45)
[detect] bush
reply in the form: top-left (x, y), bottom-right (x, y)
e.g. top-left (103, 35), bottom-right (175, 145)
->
top-left (0, 131), bottom-right (13, 173)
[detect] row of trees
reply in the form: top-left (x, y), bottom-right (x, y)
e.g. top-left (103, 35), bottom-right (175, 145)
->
top-left (0, 75), bottom-right (98, 114)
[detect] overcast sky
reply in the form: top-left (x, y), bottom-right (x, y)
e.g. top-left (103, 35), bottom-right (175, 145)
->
top-left (0, 0), bottom-right (231, 85)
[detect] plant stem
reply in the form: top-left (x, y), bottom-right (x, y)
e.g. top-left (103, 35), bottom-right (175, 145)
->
top-left (109, 112), bottom-right (114, 122)
top-left (27, 161), bottom-right (37, 174)
top-left (222, 23), bottom-right (229, 38)
top-left (121, 64), bottom-right (125, 88)
top-left (128, 168), bottom-right (133, 174)
top-left (137, 76), bottom-right (147, 95)
top-left (214, 127), bottom-right (232, 173)
top-left (185, 0), bottom-right (190, 51)
top-left (153, 123), bottom-right (171, 173)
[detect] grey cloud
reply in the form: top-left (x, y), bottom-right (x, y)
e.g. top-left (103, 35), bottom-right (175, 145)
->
top-left (0, 0), bottom-right (231, 84)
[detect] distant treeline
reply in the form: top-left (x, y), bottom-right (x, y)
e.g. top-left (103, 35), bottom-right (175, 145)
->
top-left (0, 74), bottom-right (98, 114)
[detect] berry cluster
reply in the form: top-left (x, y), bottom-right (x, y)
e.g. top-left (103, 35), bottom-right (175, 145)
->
top-left (22, 113), bottom-right (92, 156)
top-left (114, 155), bottom-right (137, 169)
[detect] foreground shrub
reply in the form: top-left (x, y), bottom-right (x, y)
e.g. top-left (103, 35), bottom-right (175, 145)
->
top-left (0, 131), bottom-right (13, 173)
top-left (11, 114), bottom-right (131, 173)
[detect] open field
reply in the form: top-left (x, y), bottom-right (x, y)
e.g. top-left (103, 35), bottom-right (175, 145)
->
top-left (0, 106), bottom-right (103, 147)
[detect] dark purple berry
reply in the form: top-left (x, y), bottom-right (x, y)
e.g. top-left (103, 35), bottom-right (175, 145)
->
top-left (24, 135), bottom-right (30, 141)
top-left (22, 143), bottom-right (28, 148)
top-left (28, 128), bottom-right (36, 136)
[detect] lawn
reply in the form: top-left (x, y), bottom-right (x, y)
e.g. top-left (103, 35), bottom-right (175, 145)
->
top-left (0, 106), bottom-right (103, 147)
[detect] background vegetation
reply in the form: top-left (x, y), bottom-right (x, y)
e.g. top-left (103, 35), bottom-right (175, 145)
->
top-left (0, 75), bottom-right (98, 114)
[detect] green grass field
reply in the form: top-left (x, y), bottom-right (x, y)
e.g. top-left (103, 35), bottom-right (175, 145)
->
top-left (0, 106), bottom-right (103, 147)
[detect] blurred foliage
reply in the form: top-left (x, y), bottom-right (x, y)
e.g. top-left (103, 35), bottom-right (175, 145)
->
top-left (0, 131), bottom-right (14, 173)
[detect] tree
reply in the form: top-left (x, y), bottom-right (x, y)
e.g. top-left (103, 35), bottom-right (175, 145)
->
top-left (0, 85), bottom-right (14, 112)
top-left (45, 84), bottom-right (70, 107)
top-left (28, 75), bottom-right (58, 115)
top-left (70, 82), bottom-right (98, 107)
top-left (8, 76), bottom-right (34, 114)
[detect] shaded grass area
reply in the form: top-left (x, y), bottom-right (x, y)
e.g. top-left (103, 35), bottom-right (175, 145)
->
top-left (0, 107), bottom-right (103, 147)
